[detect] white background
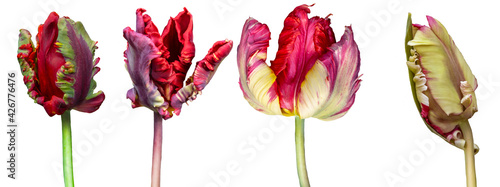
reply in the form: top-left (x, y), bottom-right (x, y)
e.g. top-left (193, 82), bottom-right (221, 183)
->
top-left (1, 0), bottom-right (499, 186)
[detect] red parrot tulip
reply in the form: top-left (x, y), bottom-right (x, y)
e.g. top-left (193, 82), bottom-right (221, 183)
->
top-left (16, 12), bottom-right (104, 187)
top-left (123, 8), bottom-right (233, 187)
top-left (17, 12), bottom-right (104, 116)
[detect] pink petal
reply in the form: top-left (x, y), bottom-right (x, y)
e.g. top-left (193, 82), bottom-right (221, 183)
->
top-left (270, 4), bottom-right (335, 115)
top-left (123, 27), bottom-right (167, 113)
top-left (237, 18), bottom-right (281, 115)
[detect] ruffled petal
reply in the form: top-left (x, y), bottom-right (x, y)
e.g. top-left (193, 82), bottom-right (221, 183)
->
top-left (55, 17), bottom-right (104, 110)
top-left (17, 29), bottom-right (41, 101)
top-left (170, 84), bottom-right (197, 116)
top-left (270, 4), bottom-right (335, 115)
top-left (192, 40), bottom-right (233, 90)
top-left (298, 26), bottom-right (361, 120)
top-left (237, 18), bottom-right (281, 115)
top-left (408, 17), bottom-right (476, 117)
top-left (154, 8), bottom-right (195, 101)
top-left (406, 49), bottom-right (429, 107)
top-left (136, 8), bottom-right (163, 50)
top-left (170, 39), bottom-right (233, 115)
top-left (123, 27), bottom-right (168, 117)
top-left (406, 14), bottom-right (479, 152)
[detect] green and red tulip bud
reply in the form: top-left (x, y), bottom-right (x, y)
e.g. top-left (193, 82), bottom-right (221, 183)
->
top-left (17, 12), bottom-right (104, 116)
top-left (16, 12), bottom-right (105, 187)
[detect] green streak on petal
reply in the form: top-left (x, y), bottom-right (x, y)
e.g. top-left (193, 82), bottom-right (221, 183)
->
top-left (55, 17), bottom-right (102, 108)
top-left (17, 29), bottom-right (38, 100)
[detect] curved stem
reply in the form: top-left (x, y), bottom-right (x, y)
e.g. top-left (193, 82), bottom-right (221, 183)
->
top-left (151, 112), bottom-right (163, 187)
top-left (459, 121), bottom-right (477, 187)
top-left (295, 116), bottom-right (310, 187)
top-left (61, 110), bottom-right (74, 187)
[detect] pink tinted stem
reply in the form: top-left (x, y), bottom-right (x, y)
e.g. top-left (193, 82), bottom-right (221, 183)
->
top-left (151, 112), bottom-right (163, 187)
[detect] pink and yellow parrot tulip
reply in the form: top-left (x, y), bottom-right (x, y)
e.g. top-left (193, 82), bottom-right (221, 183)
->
top-left (237, 4), bottom-right (361, 121)
top-left (237, 4), bottom-right (361, 186)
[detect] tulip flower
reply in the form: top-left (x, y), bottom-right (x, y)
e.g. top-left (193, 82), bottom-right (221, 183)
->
top-left (405, 13), bottom-right (479, 187)
top-left (237, 4), bottom-right (361, 186)
top-left (123, 8), bottom-right (232, 187)
top-left (16, 12), bottom-right (104, 187)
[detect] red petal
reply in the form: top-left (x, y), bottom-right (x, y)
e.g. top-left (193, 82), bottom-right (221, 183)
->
top-left (270, 4), bottom-right (335, 113)
top-left (152, 8), bottom-right (195, 101)
top-left (36, 12), bottom-right (65, 100)
top-left (39, 95), bottom-right (68, 116)
top-left (73, 91), bottom-right (105, 113)
top-left (136, 8), bottom-right (163, 50)
top-left (193, 39), bottom-right (233, 91)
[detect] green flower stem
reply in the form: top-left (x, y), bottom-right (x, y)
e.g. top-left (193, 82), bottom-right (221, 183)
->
top-left (61, 110), bottom-right (74, 187)
top-left (151, 112), bottom-right (163, 187)
top-left (459, 121), bottom-right (477, 187)
top-left (295, 116), bottom-right (310, 187)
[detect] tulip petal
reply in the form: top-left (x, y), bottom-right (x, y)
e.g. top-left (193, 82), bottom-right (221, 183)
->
top-left (126, 88), bottom-right (142, 108)
top-left (37, 12), bottom-right (66, 100)
top-left (404, 13), bottom-right (424, 113)
top-left (426, 16), bottom-right (477, 90)
top-left (136, 8), bottom-right (162, 48)
top-left (192, 40), bottom-right (233, 91)
top-left (73, 64), bottom-right (105, 113)
top-left (237, 18), bottom-right (281, 115)
top-left (170, 84), bottom-right (196, 116)
top-left (407, 49), bottom-right (429, 107)
top-left (170, 39), bottom-right (233, 115)
top-left (17, 29), bottom-right (40, 101)
top-left (17, 14), bottom-right (70, 116)
top-left (298, 26), bottom-right (361, 120)
top-left (296, 60), bottom-right (331, 119)
top-left (124, 27), bottom-right (169, 117)
top-left (270, 4), bottom-right (336, 115)
top-left (55, 17), bottom-right (104, 111)
top-left (408, 17), bottom-right (476, 117)
top-left (73, 91), bottom-right (105, 113)
top-left (155, 7), bottom-right (196, 100)
top-left (40, 95), bottom-right (68, 116)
